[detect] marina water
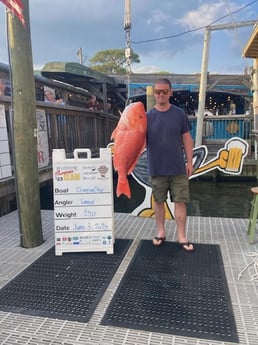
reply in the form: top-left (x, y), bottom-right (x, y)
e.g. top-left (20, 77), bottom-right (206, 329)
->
top-left (41, 177), bottom-right (255, 219)
top-left (112, 177), bottom-right (255, 219)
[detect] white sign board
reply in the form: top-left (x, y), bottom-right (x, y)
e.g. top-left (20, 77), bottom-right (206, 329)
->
top-left (53, 148), bottom-right (114, 255)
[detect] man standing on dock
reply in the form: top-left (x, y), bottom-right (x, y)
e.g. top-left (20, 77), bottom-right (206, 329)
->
top-left (146, 78), bottom-right (194, 251)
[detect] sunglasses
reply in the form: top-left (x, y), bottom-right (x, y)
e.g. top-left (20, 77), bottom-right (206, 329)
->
top-left (154, 88), bottom-right (171, 95)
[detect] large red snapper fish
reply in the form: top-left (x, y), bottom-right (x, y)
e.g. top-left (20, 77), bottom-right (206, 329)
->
top-left (111, 102), bottom-right (147, 199)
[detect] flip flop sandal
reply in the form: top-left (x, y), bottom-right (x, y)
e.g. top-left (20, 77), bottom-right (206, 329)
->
top-left (152, 236), bottom-right (166, 247)
top-left (176, 241), bottom-right (195, 252)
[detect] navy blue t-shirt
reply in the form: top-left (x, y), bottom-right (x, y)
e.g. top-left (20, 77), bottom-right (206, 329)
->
top-left (146, 105), bottom-right (190, 176)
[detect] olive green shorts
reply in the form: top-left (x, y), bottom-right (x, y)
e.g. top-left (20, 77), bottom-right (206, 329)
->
top-left (150, 175), bottom-right (190, 203)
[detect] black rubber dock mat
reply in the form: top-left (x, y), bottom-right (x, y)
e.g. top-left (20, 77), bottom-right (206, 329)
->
top-left (0, 239), bottom-right (132, 322)
top-left (102, 240), bottom-right (239, 343)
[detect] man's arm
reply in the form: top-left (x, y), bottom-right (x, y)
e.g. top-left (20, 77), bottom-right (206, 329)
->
top-left (182, 132), bottom-right (193, 177)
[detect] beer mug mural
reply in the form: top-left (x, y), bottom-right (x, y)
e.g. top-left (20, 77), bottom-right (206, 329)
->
top-left (109, 137), bottom-right (249, 218)
top-left (192, 137), bottom-right (248, 178)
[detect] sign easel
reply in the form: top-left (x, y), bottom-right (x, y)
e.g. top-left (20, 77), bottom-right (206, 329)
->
top-left (53, 148), bottom-right (114, 255)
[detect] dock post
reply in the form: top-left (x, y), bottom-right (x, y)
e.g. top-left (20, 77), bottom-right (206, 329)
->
top-left (146, 85), bottom-right (155, 111)
top-left (7, 0), bottom-right (43, 247)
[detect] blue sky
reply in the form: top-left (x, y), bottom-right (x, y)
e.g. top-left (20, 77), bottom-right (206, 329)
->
top-left (0, 0), bottom-right (257, 74)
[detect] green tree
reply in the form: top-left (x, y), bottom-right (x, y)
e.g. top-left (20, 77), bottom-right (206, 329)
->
top-left (154, 71), bottom-right (172, 74)
top-left (89, 48), bottom-right (140, 74)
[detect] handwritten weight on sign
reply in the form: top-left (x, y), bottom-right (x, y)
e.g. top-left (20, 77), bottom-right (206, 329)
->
top-left (52, 148), bottom-right (114, 255)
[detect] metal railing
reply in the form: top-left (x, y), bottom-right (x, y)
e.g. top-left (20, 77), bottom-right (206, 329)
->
top-left (1, 98), bottom-right (119, 172)
top-left (188, 115), bottom-right (253, 143)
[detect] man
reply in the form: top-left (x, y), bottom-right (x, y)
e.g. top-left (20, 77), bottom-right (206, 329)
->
top-left (87, 95), bottom-right (101, 110)
top-left (146, 78), bottom-right (194, 251)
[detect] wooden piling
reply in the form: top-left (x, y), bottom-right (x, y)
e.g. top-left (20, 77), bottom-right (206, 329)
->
top-left (7, 0), bottom-right (43, 247)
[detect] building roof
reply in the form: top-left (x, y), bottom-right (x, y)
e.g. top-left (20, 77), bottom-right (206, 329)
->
top-left (41, 61), bottom-right (117, 87)
top-left (114, 73), bottom-right (252, 96)
top-left (243, 23), bottom-right (258, 58)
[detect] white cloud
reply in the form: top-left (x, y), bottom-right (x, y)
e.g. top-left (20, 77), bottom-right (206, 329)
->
top-left (177, 1), bottom-right (239, 33)
top-left (133, 65), bottom-right (164, 73)
top-left (146, 10), bottom-right (172, 33)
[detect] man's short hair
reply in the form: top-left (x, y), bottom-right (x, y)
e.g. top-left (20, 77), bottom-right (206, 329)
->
top-left (154, 78), bottom-right (172, 89)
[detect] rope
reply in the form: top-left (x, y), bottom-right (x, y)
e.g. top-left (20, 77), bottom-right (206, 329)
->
top-left (238, 252), bottom-right (258, 282)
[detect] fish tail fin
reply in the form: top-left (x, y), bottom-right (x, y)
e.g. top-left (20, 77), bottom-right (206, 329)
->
top-left (116, 177), bottom-right (131, 199)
